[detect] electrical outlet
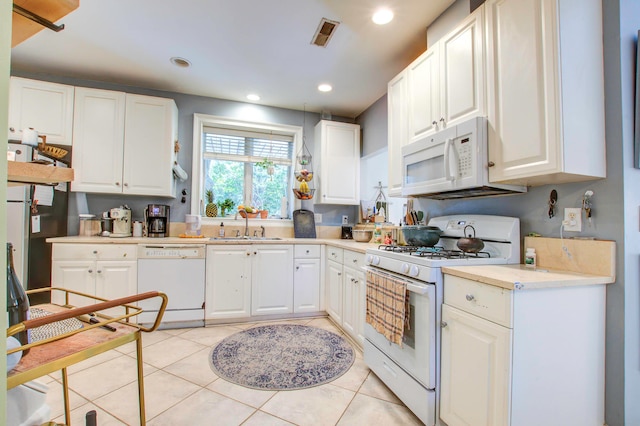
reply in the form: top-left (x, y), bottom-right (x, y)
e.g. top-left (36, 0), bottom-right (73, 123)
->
top-left (314, 213), bottom-right (322, 224)
top-left (563, 208), bottom-right (582, 232)
top-left (342, 215), bottom-right (349, 225)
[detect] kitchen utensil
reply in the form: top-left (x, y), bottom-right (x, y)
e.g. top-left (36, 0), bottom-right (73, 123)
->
top-left (293, 209), bottom-right (316, 238)
top-left (400, 225), bottom-right (442, 247)
top-left (353, 229), bottom-right (373, 242)
top-left (457, 225), bottom-right (485, 253)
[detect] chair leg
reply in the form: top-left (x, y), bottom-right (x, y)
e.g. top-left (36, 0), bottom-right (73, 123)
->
top-left (136, 333), bottom-right (146, 425)
top-left (61, 367), bottom-right (71, 426)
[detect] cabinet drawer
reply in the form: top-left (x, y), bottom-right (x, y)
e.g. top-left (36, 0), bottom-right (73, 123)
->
top-left (343, 250), bottom-right (365, 270)
top-left (294, 245), bottom-right (321, 258)
top-left (444, 275), bottom-right (512, 328)
top-left (326, 246), bottom-right (344, 263)
top-left (53, 244), bottom-right (137, 261)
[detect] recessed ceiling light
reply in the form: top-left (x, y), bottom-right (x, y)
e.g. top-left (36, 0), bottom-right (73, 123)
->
top-left (170, 57), bottom-right (191, 68)
top-left (318, 84), bottom-right (333, 92)
top-left (372, 8), bottom-right (394, 25)
top-left (246, 94), bottom-right (261, 101)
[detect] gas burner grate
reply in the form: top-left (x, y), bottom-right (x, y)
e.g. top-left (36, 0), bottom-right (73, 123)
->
top-left (378, 244), bottom-right (420, 253)
top-left (410, 247), bottom-right (491, 259)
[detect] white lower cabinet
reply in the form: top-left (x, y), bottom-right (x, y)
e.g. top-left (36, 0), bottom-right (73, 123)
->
top-left (251, 245), bottom-right (293, 316)
top-left (51, 244), bottom-right (137, 307)
top-left (440, 273), bottom-right (606, 426)
top-left (293, 245), bottom-right (321, 313)
top-left (205, 245), bottom-right (252, 320)
top-left (325, 247), bottom-right (365, 346)
top-left (205, 244), bottom-right (293, 320)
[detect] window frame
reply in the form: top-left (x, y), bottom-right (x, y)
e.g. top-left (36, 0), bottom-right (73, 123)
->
top-left (191, 113), bottom-right (303, 223)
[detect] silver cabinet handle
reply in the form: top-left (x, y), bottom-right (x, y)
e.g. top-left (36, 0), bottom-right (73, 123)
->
top-left (97, 270), bottom-right (102, 274)
top-left (296, 266), bottom-right (300, 270)
top-left (441, 321), bottom-right (448, 328)
top-left (88, 269), bottom-right (93, 273)
top-left (432, 120), bottom-right (437, 126)
top-left (124, 183), bottom-right (129, 187)
top-left (92, 250), bottom-right (98, 254)
top-left (9, 127), bottom-right (15, 132)
top-left (338, 272), bottom-right (342, 276)
top-left (115, 182), bottom-right (121, 186)
top-left (306, 250), bottom-right (310, 254)
top-left (466, 294), bottom-right (475, 301)
top-left (488, 161), bottom-right (495, 167)
top-left (352, 259), bottom-right (357, 263)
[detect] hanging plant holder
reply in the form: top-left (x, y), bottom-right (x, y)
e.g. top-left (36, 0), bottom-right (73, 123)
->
top-left (296, 142), bottom-right (312, 166)
top-left (293, 105), bottom-right (315, 200)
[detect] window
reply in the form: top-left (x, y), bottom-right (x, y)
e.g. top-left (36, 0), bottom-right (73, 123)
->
top-left (192, 114), bottom-right (302, 220)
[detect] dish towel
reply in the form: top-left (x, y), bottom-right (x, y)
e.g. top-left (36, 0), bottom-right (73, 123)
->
top-left (366, 270), bottom-right (410, 347)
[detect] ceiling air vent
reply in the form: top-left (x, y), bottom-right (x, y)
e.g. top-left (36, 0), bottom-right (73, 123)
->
top-left (311, 18), bottom-right (340, 47)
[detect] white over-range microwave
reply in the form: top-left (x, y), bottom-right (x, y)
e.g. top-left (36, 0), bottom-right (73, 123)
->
top-left (401, 116), bottom-right (527, 199)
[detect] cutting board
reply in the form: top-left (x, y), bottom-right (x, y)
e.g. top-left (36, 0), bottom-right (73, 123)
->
top-left (293, 209), bottom-right (316, 238)
top-left (524, 237), bottom-right (616, 280)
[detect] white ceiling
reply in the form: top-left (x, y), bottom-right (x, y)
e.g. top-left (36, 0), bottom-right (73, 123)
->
top-left (10, 0), bottom-right (455, 118)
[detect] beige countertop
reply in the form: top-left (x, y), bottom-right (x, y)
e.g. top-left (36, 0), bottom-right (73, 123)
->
top-left (45, 236), bottom-right (377, 254)
top-left (442, 264), bottom-right (615, 291)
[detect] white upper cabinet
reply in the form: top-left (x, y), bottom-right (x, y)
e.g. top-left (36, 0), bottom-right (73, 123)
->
top-left (72, 89), bottom-right (178, 197)
top-left (389, 6), bottom-right (485, 196)
top-left (387, 70), bottom-right (408, 197)
top-left (407, 6), bottom-right (485, 143)
top-left (314, 120), bottom-right (361, 205)
top-left (8, 77), bottom-right (75, 146)
top-left (485, 0), bottom-right (605, 185)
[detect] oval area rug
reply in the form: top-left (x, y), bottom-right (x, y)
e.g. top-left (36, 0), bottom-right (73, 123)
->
top-left (209, 324), bottom-right (354, 390)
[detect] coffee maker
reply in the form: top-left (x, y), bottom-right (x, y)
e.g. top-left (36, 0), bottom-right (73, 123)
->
top-left (145, 204), bottom-right (170, 238)
top-left (109, 207), bottom-right (132, 237)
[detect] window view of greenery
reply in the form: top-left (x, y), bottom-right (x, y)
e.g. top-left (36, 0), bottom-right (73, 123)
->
top-left (202, 130), bottom-right (293, 218)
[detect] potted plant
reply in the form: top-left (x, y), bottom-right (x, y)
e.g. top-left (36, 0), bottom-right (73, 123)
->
top-left (205, 189), bottom-right (217, 217)
top-left (256, 158), bottom-right (275, 178)
top-left (217, 198), bottom-right (235, 217)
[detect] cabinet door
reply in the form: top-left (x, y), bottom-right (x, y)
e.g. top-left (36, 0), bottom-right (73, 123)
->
top-left (439, 7), bottom-right (485, 127)
top-left (71, 87), bottom-right (126, 193)
top-left (342, 265), bottom-right (365, 345)
top-left (314, 121), bottom-right (360, 205)
top-left (51, 260), bottom-right (96, 306)
top-left (440, 304), bottom-right (511, 426)
top-left (326, 259), bottom-right (343, 324)
top-left (387, 70), bottom-right (407, 197)
top-left (205, 246), bottom-right (252, 320)
top-left (95, 260), bottom-right (137, 301)
top-left (123, 94), bottom-right (177, 197)
top-left (251, 245), bottom-right (293, 316)
top-left (8, 77), bottom-right (74, 145)
top-left (407, 47), bottom-right (440, 141)
top-left (485, 0), bottom-right (560, 182)
top-left (294, 258), bottom-right (320, 313)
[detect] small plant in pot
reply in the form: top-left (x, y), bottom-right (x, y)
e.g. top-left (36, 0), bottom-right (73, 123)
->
top-left (217, 198), bottom-right (235, 217)
top-left (256, 158), bottom-right (275, 179)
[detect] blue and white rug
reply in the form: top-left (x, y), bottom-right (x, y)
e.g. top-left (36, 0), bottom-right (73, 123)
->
top-left (210, 324), bottom-right (355, 390)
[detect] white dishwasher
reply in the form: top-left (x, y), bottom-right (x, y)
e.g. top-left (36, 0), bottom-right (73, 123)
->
top-left (137, 244), bottom-right (206, 327)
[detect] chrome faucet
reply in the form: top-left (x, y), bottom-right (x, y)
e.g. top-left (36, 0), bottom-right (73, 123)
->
top-left (260, 225), bottom-right (265, 238)
top-left (239, 209), bottom-right (249, 237)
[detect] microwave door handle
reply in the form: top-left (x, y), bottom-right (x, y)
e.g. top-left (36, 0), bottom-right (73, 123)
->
top-left (444, 138), bottom-right (455, 181)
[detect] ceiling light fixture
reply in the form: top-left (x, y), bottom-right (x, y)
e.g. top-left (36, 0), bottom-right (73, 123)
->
top-left (318, 84), bottom-right (332, 92)
top-left (372, 8), bottom-right (394, 25)
top-left (169, 57), bottom-right (191, 68)
top-left (246, 94), bottom-right (261, 101)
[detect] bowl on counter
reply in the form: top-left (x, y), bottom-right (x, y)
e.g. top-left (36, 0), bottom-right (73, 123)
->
top-left (352, 229), bottom-right (373, 242)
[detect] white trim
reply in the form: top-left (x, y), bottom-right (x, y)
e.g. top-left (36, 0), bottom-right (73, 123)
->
top-left (191, 113), bottom-right (303, 218)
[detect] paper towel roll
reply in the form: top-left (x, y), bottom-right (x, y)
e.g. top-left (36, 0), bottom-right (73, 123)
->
top-left (280, 196), bottom-right (288, 218)
top-left (21, 128), bottom-right (38, 146)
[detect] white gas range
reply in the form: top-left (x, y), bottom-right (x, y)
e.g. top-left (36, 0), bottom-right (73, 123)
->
top-left (363, 215), bottom-right (520, 425)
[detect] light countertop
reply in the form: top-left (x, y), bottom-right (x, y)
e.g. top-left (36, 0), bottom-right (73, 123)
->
top-left (45, 236), bottom-right (377, 254)
top-left (442, 264), bottom-right (615, 291)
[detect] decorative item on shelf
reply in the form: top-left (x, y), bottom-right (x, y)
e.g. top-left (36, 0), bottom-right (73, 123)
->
top-left (218, 198), bottom-right (235, 217)
top-left (205, 189), bottom-right (217, 217)
top-left (238, 205), bottom-right (259, 218)
top-left (260, 209), bottom-right (268, 219)
top-left (293, 104), bottom-right (315, 200)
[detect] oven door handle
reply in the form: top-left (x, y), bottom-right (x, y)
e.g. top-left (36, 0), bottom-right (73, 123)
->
top-left (406, 283), bottom-right (428, 295)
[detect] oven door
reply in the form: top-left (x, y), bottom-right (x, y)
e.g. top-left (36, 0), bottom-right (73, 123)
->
top-left (364, 267), bottom-right (437, 389)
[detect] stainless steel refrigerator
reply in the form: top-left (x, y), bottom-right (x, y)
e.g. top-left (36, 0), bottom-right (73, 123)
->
top-left (7, 142), bottom-right (69, 304)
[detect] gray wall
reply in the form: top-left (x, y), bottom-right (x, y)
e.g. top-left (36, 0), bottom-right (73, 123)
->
top-left (355, 0), bottom-right (635, 424)
top-left (11, 71), bottom-right (358, 229)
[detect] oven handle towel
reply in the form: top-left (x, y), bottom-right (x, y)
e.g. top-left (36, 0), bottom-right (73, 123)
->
top-left (365, 269), bottom-right (410, 347)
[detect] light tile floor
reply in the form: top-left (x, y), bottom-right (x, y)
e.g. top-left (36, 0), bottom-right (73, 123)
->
top-left (43, 317), bottom-right (423, 426)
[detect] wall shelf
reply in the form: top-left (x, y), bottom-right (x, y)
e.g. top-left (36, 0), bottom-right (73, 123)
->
top-left (7, 161), bottom-right (74, 186)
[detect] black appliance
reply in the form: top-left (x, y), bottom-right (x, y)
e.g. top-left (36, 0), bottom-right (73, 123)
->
top-left (341, 226), bottom-right (353, 239)
top-left (145, 204), bottom-right (170, 238)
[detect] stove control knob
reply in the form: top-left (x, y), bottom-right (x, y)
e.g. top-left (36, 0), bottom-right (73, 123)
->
top-left (368, 255), bottom-right (380, 266)
top-left (409, 265), bottom-right (420, 277)
top-left (401, 263), bottom-right (410, 274)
